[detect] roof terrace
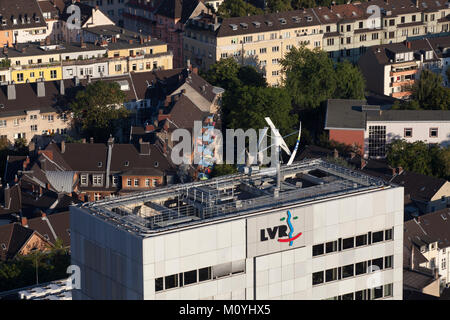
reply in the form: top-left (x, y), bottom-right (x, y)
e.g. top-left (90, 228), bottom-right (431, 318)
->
top-left (76, 159), bottom-right (391, 236)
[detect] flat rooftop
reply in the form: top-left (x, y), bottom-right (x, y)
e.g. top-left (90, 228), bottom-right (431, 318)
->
top-left (75, 159), bottom-right (393, 236)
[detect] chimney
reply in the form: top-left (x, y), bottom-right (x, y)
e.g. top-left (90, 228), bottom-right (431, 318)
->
top-left (81, 138), bottom-right (86, 143)
top-left (129, 39), bottom-right (133, 44)
top-left (406, 41), bottom-right (411, 49)
top-left (7, 83), bottom-right (16, 100)
top-left (61, 140), bottom-right (66, 153)
top-left (21, 217), bottom-right (28, 227)
top-left (3, 46), bottom-right (7, 54)
top-left (333, 148), bottom-right (338, 159)
top-left (140, 35), bottom-right (144, 44)
top-left (105, 136), bottom-right (114, 188)
top-left (23, 156), bottom-right (30, 170)
top-left (397, 167), bottom-right (403, 175)
top-left (90, 137), bottom-right (94, 144)
top-left (192, 67), bottom-right (198, 75)
top-left (37, 80), bottom-right (45, 97)
top-left (147, 35), bottom-right (151, 41)
top-left (4, 183), bottom-right (10, 208)
top-left (411, 246), bottom-right (415, 269)
top-left (81, 39), bottom-right (86, 49)
top-left (139, 138), bottom-right (151, 155)
top-left (41, 211), bottom-right (46, 218)
top-left (187, 59), bottom-right (191, 69)
top-left (391, 167), bottom-right (396, 176)
top-left (416, 0), bottom-right (419, 8)
top-left (59, 79), bottom-right (65, 95)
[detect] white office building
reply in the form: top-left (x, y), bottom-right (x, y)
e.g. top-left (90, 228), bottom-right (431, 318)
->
top-left (70, 159), bottom-right (404, 300)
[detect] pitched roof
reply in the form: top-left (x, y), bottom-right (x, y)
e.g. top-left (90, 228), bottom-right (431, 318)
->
top-left (26, 211), bottom-right (70, 247)
top-left (0, 0), bottom-right (46, 31)
top-left (392, 171), bottom-right (448, 202)
top-left (0, 223), bottom-right (34, 261)
top-left (403, 269), bottom-right (437, 291)
top-left (155, 0), bottom-right (204, 24)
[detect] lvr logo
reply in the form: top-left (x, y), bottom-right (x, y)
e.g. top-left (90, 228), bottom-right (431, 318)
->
top-left (260, 210), bottom-right (302, 246)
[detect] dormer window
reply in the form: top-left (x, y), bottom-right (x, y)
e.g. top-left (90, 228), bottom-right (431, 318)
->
top-left (98, 162), bottom-right (102, 168)
top-left (1, 243), bottom-right (6, 250)
top-left (279, 18), bottom-right (286, 25)
top-left (240, 23), bottom-right (248, 29)
top-left (154, 161), bottom-right (159, 167)
top-left (124, 161), bottom-right (129, 166)
top-left (80, 174), bottom-right (88, 186)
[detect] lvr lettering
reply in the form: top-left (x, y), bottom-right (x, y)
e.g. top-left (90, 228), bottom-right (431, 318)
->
top-left (260, 225), bottom-right (288, 241)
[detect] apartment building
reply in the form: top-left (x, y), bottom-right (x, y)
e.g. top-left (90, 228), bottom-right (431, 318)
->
top-left (0, 0), bottom-right (48, 47)
top-left (0, 80), bottom-right (72, 146)
top-left (124, 0), bottom-right (207, 68)
top-left (404, 209), bottom-right (450, 292)
top-left (71, 159), bottom-right (404, 300)
top-left (184, 10), bottom-right (324, 86)
top-left (324, 99), bottom-right (450, 158)
top-left (184, 0), bottom-right (450, 85)
top-left (80, 0), bottom-right (128, 26)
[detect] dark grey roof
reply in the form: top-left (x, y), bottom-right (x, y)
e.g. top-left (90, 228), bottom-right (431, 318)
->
top-left (325, 99), bottom-right (450, 130)
top-left (392, 171), bottom-right (448, 202)
top-left (0, 0), bottom-right (46, 31)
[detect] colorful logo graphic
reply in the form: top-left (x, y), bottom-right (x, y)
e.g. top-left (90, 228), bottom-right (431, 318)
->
top-left (277, 210), bottom-right (302, 246)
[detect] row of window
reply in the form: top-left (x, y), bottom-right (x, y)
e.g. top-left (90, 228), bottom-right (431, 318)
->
top-left (80, 174), bottom-right (159, 188)
top-left (155, 260), bottom-right (246, 292)
top-left (404, 127), bottom-right (439, 138)
top-left (16, 70), bottom-right (57, 82)
top-left (312, 228), bottom-right (393, 257)
top-left (324, 283), bottom-right (393, 300)
top-left (312, 255), bottom-right (394, 286)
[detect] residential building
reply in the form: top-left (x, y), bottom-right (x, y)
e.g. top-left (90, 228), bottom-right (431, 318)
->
top-left (0, 80), bottom-right (73, 146)
top-left (184, 0), bottom-right (450, 85)
top-left (80, 0), bottom-right (128, 26)
top-left (183, 10), bottom-right (324, 86)
top-left (204, 0), bottom-right (224, 11)
top-left (404, 208), bottom-right (450, 294)
top-left (124, 0), bottom-right (207, 68)
top-left (324, 99), bottom-right (450, 158)
top-left (71, 159), bottom-right (403, 300)
top-left (0, 0), bottom-right (47, 46)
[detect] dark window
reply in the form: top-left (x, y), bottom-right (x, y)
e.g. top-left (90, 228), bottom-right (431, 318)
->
top-left (199, 267), bottom-right (211, 282)
top-left (184, 270), bottom-right (197, 285)
top-left (342, 292), bottom-right (354, 300)
top-left (155, 277), bottom-right (163, 291)
top-left (404, 128), bottom-right (412, 138)
top-left (368, 126), bottom-right (386, 157)
top-left (430, 128), bottom-right (438, 137)
top-left (355, 290), bottom-right (366, 300)
top-left (326, 268), bottom-right (338, 282)
top-left (164, 274), bottom-right (178, 289)
top-left (372, 258), bottom-right (384, 271)
top-left (342, 237), bottom-right (354, 250)
top-left (356, 261), bottom-right (367, 275)
top-left (372, 231), bottom-right (384, 243)
top-left (342, 264), bottom-right (354, 278)
top-left (326, 241), bottom-right (337, 253)
top-left (385, 256), bottom-right (393, 269)
top-left (373, 286), bottom-right (383, 299)
top-left (359, 22), bottom-right (363, 28)
top-left (179, 273), bottom-right (183, 287)
top-left (385, 228), bottom-right (393, 241)
top-left (313, 244), bottom-right (324, 256)
top-left (356, 234), bottom-right (367, 247)
top-left (312, 271), bottom-right (324, 285)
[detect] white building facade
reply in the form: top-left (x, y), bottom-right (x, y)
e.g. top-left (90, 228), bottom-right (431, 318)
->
top-left (70, 160), bottom-right (404, 300)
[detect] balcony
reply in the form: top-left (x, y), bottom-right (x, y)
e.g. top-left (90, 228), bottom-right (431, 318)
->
top-left (390, 79), bottom-right (415, 87)
top-left (391, 91), bottom-right (412, 98)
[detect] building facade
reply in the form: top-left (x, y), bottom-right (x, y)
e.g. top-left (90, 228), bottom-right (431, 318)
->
top-left (71, 159), bottom-right (404, 300)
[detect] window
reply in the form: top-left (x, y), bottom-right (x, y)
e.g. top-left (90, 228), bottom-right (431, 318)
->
top-left (260, 48), bottom-right (267, 54)
top-left (258, 35), bottom-right (264, 41)
top-left (199, 267), bottom-right (212, 282)
top-left (165, 274), bottom-right (178, 289)
top-left (355, 261), bottom-right (367, 275)
top-left (127, 178), bottom-right (131, 186)
top-left (212, 262), bottom-right (232, 279)
top-left (17, 73), bottom-right (24, 82)
top-left (372, 258), bottom-right (384, 271)
top-left (356, 234), bottom-right (367, 247)
top-left (429, 128), bottom-right (438, 137)
top-left (145, 179), bottom-right (150, 187)
top-left (372, 231), bottom-right (384, 243)
top-left (0, 120), bottom-right (6, 127)
top-left (342, 293), bottom-right (353, 300)
top-left (48, 115), bottom-right (54, 122)
top-left (94, 193), bottom-right (101, 201)
top-left (327, 38), bottom-right (334, 46)
top-left (359, 22), bottom-right (363, 28)
top-left (221, 53), bottom-right (228, 58)
top-left (355, 290), bottom-right (367, 300)
top-left (272, 46), bottom-right (279, 52)
top-left (183, 270), bottom-right (197, 285)
top-left (372, 33), bottom-right (379, 40)
top-left (360, 34), bottom-right (367, 42)
top-left (385, 228), bottom-right (393, 241)
top-left (342, 237), bottom-right (354, 250)
top-left (155, 277), bottom-right (163, 292)
top-left (368, 125), bottom-right (386, 157)
top-left (326, 241), bottom-right (337, 253)
top-left (31, 124), bottom-right (37, 131)
top-left (243, 36), bottom-right (252, 43)
top-left (342, 264), bottom-right (354, 278)
top-left (404, 128), bottom-right (412, 138)
top-left (93, 175), bottom-right (103, 186)
top-left (112, 176), bottom-right (119, 186)
top-left (80, 174), bottom-right (88, 185)
top-left (272, 58), bottom-right (279, 65)
top-left (442, 258), bottom-right (446, 270)
top-left (313, 244), bottom-right (324, 256)
top-left (50, 70), bottom-right (57, 79)
top-left (385, 255), bottom-right (393, 269)
top-left (325, 268), bottom-right (338, 282)
top-left (134, 179), bottom-right (139, 187)
top-left (384, 283), bottom-right (393, 297)
top-left (115, 64), bottom-right (122, 72)
top-left (312, 271), bottom-right (324, 285)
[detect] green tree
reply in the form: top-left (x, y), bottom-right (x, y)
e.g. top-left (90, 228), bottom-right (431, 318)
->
top-left (210, 164), bottom-right (238, 177)
top-left (204, 58), bottom-right (241, 92)
top-left (225, 86), bottom-right (298, 146)
top-left (266, 0), bottom-right (292, 12)
top-left (446, 66), bottom-right (450, 85)
top-left (69, 81), bottom-right (129, 142)
top-left (217, 0), bottom-right (263, 18)
top-left (412, 69), bottom-right (450, 110)
top-left (237, 65), bottom-right (267, 88)
top-left (281, 46), bottom-right (336, 110)
top-left (334, 60), bottom-right (365, 99)
top-left (291, 0), bottom-right (316, 9)
top-left (387, 140), bottom-right (449, 179)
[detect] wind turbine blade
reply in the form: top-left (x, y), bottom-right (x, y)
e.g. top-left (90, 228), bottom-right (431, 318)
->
top-left (264, 117), bottom-right (291, 155)
top-left (287, 122), bottom-right (301, 166)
